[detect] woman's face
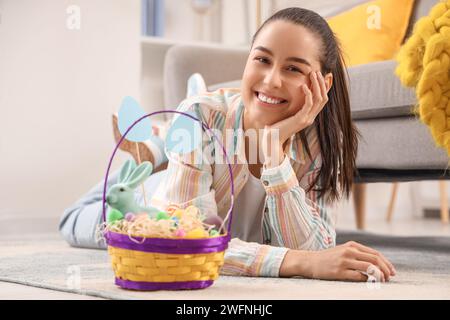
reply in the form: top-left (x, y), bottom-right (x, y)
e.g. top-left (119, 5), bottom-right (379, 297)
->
top-left (241, 20), bottom-right (332, 126)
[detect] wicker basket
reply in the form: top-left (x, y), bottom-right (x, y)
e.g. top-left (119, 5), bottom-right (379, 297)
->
top-left (101, 110), bottom-right (235, 291)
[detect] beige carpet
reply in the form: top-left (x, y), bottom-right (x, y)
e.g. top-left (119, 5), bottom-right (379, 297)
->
top-left (1, 231), bottom-right (450, 300)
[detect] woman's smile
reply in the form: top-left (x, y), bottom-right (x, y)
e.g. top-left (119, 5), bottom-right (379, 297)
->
top-left (254, 90), bottom-right (289, 108)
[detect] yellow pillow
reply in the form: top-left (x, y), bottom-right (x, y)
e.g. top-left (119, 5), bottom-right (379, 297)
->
top-left (327, 0), bottom-right (415, 67)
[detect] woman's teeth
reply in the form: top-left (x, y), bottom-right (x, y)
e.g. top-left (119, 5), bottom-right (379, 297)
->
top-left (256, 92), bottom-right (287, 105)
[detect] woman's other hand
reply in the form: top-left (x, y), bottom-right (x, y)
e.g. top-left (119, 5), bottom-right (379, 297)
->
top-left (280, 241), bottom-right (396, 282)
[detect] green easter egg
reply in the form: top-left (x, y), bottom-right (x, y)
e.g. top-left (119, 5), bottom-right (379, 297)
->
top-left (156, 211), bottom-right (170, 221)
top-left (107, 209), bottom-right (124, 223)
top-left (210, 229), bottom-right (219, 236)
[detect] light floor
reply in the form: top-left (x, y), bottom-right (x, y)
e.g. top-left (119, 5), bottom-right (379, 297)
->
top-left (0, 282), bottom-right (103, 300)
top-left (1, 181), bottom-right (449, 299)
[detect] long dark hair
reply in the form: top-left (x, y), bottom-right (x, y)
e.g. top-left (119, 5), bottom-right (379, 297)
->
top-left (252, 7), bottom-right (360, 203)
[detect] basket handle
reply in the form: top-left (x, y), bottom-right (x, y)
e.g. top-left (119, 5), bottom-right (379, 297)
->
top-left (102, 110), bottom-right (235, 235)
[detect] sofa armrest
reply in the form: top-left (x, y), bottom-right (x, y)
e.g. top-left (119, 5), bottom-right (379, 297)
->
top-left (163, 44), bottom-right (249, 108)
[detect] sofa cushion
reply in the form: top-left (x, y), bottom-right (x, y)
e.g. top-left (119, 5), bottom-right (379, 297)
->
top-left (327, 0), bottom-right (415, 67)
top-left (347, 60), bottom-right (417, 119)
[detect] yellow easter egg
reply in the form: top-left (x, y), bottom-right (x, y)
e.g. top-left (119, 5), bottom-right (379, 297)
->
top-left (186, 228), bottom-right (208, 239)
top-left (172, 209), bottom-right (184, 219)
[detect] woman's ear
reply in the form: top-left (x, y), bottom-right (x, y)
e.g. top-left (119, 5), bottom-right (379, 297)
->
top-left (325, 73), bottom-right (333, 93)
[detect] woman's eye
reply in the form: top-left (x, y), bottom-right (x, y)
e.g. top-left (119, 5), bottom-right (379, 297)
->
top-left (287, 66), bottom-right (302, 73)
top-left (255, 57), bottom-right (270, 64)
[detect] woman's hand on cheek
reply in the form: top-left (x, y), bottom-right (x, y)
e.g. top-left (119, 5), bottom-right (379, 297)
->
top-left (261, 71), bottom-right (329, 168)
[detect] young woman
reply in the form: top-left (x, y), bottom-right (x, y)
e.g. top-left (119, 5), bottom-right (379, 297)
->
top-left (60, 7), bottom-right (396, 282)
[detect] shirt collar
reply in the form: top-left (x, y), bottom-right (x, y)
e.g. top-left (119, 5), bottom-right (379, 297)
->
top-left (224, 93), bottom-right (306, 165)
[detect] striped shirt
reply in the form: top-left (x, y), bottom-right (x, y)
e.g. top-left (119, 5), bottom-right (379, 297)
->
top-left (149, 88), bottom-right (336, 277)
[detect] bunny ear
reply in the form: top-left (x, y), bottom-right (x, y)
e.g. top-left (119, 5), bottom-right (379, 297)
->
top-left (119, 159), bottom-right (137, 183)
top-left (124, 161), bottom-right (153, 189)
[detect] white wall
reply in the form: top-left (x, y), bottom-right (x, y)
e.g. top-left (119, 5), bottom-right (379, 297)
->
top-left (158, 0), bottom-right (373, 46)
top-left (0, 0), bottom-right (140, 217)
top-left (164, 0), bottom-right (222, 42)
top-left (220, 0), bottom-right (370, 46)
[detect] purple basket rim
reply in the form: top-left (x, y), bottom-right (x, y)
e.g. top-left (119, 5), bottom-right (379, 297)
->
top-left (106, 230), bottom-right (231, 248)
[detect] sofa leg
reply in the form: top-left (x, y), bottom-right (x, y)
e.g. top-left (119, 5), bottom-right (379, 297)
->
top-left (353, 183), bottom-right (366, 230)
top-left (386, 183), bottom-right (399, 222)
top-left (439, 181), bottom-right (449, 224)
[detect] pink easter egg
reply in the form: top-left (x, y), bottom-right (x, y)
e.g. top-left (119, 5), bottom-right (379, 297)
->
top-left (175, 229), bottom-right (186, 237)
top-left (125, 212), bottom-right (136, 222)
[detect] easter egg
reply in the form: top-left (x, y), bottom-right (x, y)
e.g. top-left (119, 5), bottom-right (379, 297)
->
top-left (156, 211), bottom-right (170, 221)
top-left (107, 209), bottom-right (124, 223)
top-left (174, 229), bottom-right (186, 237)
top-left (124, 212), bottom-right (136, 222)
top-left (165, 204), bottom-right (180, 215)
top-left (172, 209), bottom-right (184, 219)
top-left (171, 216), bottom-right (179, 226)
top-left (186, 228), bottom-right (208, 239)
top-left (209, 229), bottom-right (220, 237)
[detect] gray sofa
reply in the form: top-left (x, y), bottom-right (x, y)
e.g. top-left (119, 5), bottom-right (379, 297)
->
top-left (162, 0), bottom-right (449, 182)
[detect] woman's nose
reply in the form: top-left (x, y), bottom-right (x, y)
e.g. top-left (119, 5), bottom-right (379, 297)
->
top-left (263, 68), bottom-right (282, 88)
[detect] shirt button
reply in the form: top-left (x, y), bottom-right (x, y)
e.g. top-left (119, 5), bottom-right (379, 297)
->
top-left (263, 180), bottom-right (269, 186)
